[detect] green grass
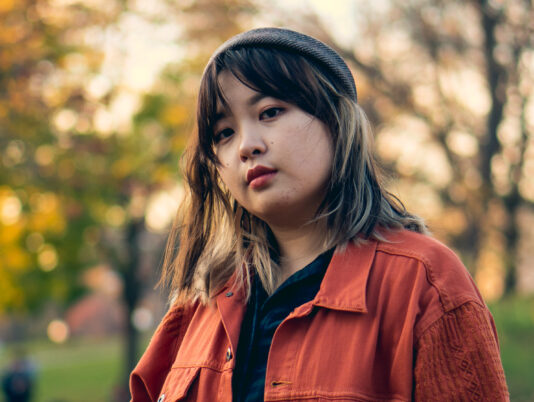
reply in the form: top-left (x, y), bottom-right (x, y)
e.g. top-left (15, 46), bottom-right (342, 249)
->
top-left (489, 296), bottom-right (534, 402)
top-left (1, 297), bottom-right (533, 401)
top-left (34, 338), bottom-right (123, 402)
top-left (2, 336), bottom-right (126, 402)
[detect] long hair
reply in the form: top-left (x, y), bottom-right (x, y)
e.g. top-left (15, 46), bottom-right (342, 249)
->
top-left (160, 46), bottom-right (427, 305)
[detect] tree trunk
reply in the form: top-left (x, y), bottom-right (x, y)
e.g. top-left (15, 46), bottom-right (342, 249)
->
top-left (120, 219), bottom-right (144, 400)
top-left (503, 191), bottom-right (520, 295)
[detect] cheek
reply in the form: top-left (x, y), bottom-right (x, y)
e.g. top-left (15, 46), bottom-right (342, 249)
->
top-left (216, 165), bottom-right (240, 198)
top-left (291, 133), bottom-right (332, 171)
top-left (214, 145), bottom-right (234, 169)
top-left (216, 166), bottom-right (229, 186)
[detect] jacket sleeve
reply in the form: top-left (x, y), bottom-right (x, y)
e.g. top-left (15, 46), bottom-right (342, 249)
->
top-left (130, 303), bottom-right (197, 402)
top-left (414, 301), bottom-right (509, 401)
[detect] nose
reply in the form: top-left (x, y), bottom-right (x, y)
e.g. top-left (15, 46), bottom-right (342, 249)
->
top-left (239, 125), bottom-right (267, 162)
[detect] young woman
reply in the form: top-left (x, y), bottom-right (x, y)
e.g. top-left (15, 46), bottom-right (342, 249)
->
top-left (130, 28), bottom-right (509, 401)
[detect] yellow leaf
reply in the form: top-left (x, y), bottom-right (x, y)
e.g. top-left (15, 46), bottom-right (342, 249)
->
top-left (28, 210), bottom-right (66, 234)
top-left (0, 0), bottom-right (15, 14)
top-left (3, 246), bottom-right (31, 271)
top-left (171, 133), bottom-right (189, 152)
top-left (152, 166), bottom-right (171, 183)
top-left (112, 158), bottom-right (133, 179)
top-left (0, 220), bottom-right (25, 244)
top-left (161, 104), bottom-right (190, 127)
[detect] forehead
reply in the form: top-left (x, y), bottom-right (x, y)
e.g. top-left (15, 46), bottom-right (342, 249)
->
top-left (215, 71), bottom-right (267, 114)
top-left (216, 71), bottom-right (245, 107)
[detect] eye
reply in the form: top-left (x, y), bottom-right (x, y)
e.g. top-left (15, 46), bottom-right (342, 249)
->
top-left (259, 107), bottom-right (284, 120)
top-left (213, 128), bottom-right (234, 144)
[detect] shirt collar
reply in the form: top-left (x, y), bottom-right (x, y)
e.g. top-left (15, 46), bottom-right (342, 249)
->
top-left (312, 239), bottom-right (377, 313)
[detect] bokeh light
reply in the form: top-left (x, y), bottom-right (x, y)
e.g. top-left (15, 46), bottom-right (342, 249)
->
top-left (38, 244), bottom-right (58, 272)
top-left (0, 194), bottom-right (22, 225)
top-left (47, 319), bottom-right (70, 343)
top-left (131, 307), bottom-right (153, 332)
top-left (145, 186), bottom-right (184, 232)
top-left (105, 205), bottom-right (126, 227)
top-left (26, 232), bottom-right (45, 252)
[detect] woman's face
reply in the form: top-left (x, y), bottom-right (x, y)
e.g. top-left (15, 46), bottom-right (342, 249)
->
top-left (213, 71), bottom-right (334, 229)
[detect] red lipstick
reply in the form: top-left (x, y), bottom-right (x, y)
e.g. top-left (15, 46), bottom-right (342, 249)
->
top-left (246, 165), bottom-right (277, 189)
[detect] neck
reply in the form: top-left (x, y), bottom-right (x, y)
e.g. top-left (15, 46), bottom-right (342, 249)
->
top-left (270, 218), bottom-right (329, 283)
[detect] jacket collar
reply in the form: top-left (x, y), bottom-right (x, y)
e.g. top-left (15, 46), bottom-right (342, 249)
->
top-left (216, 236), bottom-right (378, 336)
top-left (312, 239), bottom-right (377, 313)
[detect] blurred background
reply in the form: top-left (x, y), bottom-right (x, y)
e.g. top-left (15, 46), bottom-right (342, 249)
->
top-left (0, 0), bottom-right (532, 400)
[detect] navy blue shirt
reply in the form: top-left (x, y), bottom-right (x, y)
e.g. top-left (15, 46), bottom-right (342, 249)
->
top-left (232, 249), bottom-right (334, 402)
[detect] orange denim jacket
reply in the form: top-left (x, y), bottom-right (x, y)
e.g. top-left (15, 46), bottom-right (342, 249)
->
top-left (130, 230), bottom-right (509, 401)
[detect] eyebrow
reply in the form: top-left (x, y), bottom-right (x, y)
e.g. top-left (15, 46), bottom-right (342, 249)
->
top-left (247, 92), bottom-right (267, 106)
top-left (213, 92), bottom-right (269, 125)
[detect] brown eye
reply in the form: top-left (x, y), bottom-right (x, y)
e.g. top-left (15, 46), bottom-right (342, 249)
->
top-left (259, 107), bottom-right (284, 120)
top-left (214, 128), bottom-right (234, 144)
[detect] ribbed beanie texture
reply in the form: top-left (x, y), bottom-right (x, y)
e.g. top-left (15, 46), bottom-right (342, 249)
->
top-left (205, 27), bottom-right (357, 102)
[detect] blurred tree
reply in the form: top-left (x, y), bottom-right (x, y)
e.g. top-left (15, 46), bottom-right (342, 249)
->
top-left (1, 0), bottom-right (259, 397)
top-left (278, 0), bottom-right (533, 298)
top-left (0, 0), bottom-right (112, 313)
top-left (0, 0), bottom-right (180, 396)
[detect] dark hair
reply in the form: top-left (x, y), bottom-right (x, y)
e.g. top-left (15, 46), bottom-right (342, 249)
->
top-left (160, 47), bottom-right (427, 304)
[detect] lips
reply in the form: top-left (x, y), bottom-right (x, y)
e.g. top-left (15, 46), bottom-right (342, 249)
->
top-left (246, 165), bottom-right (277, 187)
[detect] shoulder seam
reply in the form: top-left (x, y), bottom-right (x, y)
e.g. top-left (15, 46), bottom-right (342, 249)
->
top-left (375, 246), bottom-right (442, 303)
top-left (415, 300), bottom-right (486, 343)
top-left (375, 245), bottom-right (482, 313)
top-left (376, 245), bottom-right (435, 266)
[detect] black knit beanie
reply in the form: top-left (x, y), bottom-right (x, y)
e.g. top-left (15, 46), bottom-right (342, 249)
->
top-left (205, 27), bottom-right (357, 102)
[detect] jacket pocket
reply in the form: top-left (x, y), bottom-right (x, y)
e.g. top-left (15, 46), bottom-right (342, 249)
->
top-left (158, 366), bottom-right (200, 401)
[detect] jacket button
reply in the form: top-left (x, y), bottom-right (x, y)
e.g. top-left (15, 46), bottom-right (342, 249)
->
top-left (157, 394), bottom-right (165, 402)
top-left (226, 291), bottom-right (233, 297)
top-left (226, 347), bottom-right (232, 361)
